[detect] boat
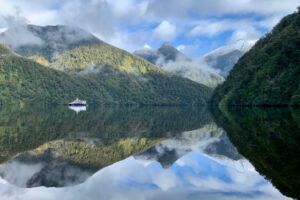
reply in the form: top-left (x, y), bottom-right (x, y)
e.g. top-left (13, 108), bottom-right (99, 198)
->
top-left (68, 105), bottom-right (87, 113)
top-left (68, 98), bottom-right (87, 106)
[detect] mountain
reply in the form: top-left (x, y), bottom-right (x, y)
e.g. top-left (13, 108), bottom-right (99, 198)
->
top-left (134, 123), bottom-right (241, 168)
top-left (134, 43), bottom-right (224, 88)
top-left (202, 40), bottom-right (254, 77)
top-left (133, 43), bottom-right (188, 64)
top-left (157, 42), bottom-right (189, 62)
top-left (0, 105), bottom-right (211, 187)
top-left (0, 137), bottom-right (160, 187)
top-left (211, 11), bottom-right (300, 106)
top-left (0, 25), bottom-right (212, 105)
top-left (0, 25), bottom-right (103, 63)
top-left (0, 105), bottom-right (210, 163)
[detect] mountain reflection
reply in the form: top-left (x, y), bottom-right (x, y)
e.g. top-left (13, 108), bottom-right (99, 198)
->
top-left (211, 107), bottom-right (300, 200)
top-left (0, 106), bottom-right (298, 200)
top-left (0, 105), bottom-right (211, 187)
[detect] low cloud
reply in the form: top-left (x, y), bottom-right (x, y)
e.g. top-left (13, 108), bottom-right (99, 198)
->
top-left (0, 26), bottom-right (43, 48)
top-left (229, 27), bottom-right (261, 44)
top-left (153, 21), bottom-right (176, 41)
top-left (0, 7), bottom-right (43, 48)
top-left (77, 64), bottom-right (104, 76)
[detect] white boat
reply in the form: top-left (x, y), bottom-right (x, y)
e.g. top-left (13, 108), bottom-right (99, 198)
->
top-left (68, 105), bottom-right (87, 113)
top-left (68, 98), bottom-right (87, 106)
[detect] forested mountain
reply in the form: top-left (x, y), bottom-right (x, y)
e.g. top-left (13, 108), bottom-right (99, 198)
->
top-left (0, 105), bottom-right (210, 187)
top-left (0, 25), bottom-right (212, 105)
top-left (211, 11), bottom-right (300, 106)
top-left (0, 45), bottom-right (211, 105)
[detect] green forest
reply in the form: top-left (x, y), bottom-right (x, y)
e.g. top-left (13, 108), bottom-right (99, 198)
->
top-left (0, 43), bottom-right (211, 105)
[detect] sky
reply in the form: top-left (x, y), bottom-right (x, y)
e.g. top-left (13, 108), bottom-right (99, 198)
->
top-left (0, 0), bottom-right (299, 57)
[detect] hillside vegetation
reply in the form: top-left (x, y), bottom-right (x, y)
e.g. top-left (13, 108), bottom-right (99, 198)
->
top-left (211, 11), bottom-right (300, 106)
top-left (0, 25), bottom-right (212, 105)
top-left (0, 44), bottom-right (211, 105)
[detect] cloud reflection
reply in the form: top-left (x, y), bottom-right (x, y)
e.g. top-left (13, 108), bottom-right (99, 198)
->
top-left (0, 150), bottom-right (290, 200)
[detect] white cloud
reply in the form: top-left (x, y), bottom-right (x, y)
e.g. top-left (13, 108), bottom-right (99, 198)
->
top-left (0, 151), bottom-right (290, 200)
top-left (0, 28), bottom-right (7, 33)
top-left (187, 19), bottom-right (263, 47)
top-left (258, 14), bottom-right (283, 30)
top-left (0, 0), bottom-right (298, 56)
top-left (176, 44), bottom-right (185, 51)
top-left (188, 19), bottom-right (262, 38)
top-left (229, 26), bottom-right (261, 44)
top-left (189, 20), bottom-right (230, 37)
top-left (153, 20), bottom-right (176, 41)
top-left (147, 0), bottom-right (299, 18)
top-left (143, 43), bottom-right (152, 49)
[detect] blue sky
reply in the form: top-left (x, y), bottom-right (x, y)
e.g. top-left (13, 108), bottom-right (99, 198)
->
top-left (0, 0), bottom-right (298, 57)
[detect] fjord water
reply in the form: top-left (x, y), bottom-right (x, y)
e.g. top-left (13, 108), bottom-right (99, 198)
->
top-left (0, 105), bottom-right (298, 200)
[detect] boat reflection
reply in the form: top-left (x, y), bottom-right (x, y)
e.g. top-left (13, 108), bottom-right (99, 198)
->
top-left (68, 105), bottom-right (87, 113)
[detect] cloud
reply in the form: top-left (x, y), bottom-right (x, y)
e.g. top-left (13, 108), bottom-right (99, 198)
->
top-left (188, 19), bottom-right (262, 38)
top-left (147, 0), bottom-right (299, 18)
top-left (187, 19), bottom-right (264, 49)
top-left (229, 27), bottom-right (261, 44)
top-left (0, 161), bottom-right (43, 187)
top-left (153, 21), bottom-right (176, 41)
top-left (188, 20), bottom-right (231, 37)
top-left (0, 26), bottom-right (44, 48)
top-left (103, 29), bottom-right (152, 52)
top-left (176, 40), bottom-right (202, 57)
top-left (1, 6), bottom-right (28, 28)
top-left (0, 150), bottom-right (290, 200)
top-left (58, 0), bottom-right (114, 38)
top-left (0, 0), bottom-right (298, 57)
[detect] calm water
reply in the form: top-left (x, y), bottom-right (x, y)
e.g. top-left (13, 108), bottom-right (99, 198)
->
top-left (0, 105), bottom-right (298, 200)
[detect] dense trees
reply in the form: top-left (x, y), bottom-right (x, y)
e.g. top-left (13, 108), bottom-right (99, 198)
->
top-left (0, 44), bottom-right (211, 105)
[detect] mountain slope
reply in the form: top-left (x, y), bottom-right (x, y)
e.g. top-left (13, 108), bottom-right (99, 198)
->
top-left (134, 43), bottom-right (224, 88)
top-left (0, 43), bottom-right (211, 105)
top-left (0, 44), bottom-right (92, 104)
top-left (202, 40), bottom-right (254, 77)
top-left (211, 11), bottom-right (300, 106)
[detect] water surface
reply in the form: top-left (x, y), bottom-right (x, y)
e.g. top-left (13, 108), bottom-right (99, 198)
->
top-left (0, 105), bottom-right (298, 200)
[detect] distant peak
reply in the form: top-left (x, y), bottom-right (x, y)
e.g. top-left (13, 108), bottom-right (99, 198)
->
top-left (161, 42), bottom-right (173, 48)
top-left (159, 42), bottom-right (178, 52)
